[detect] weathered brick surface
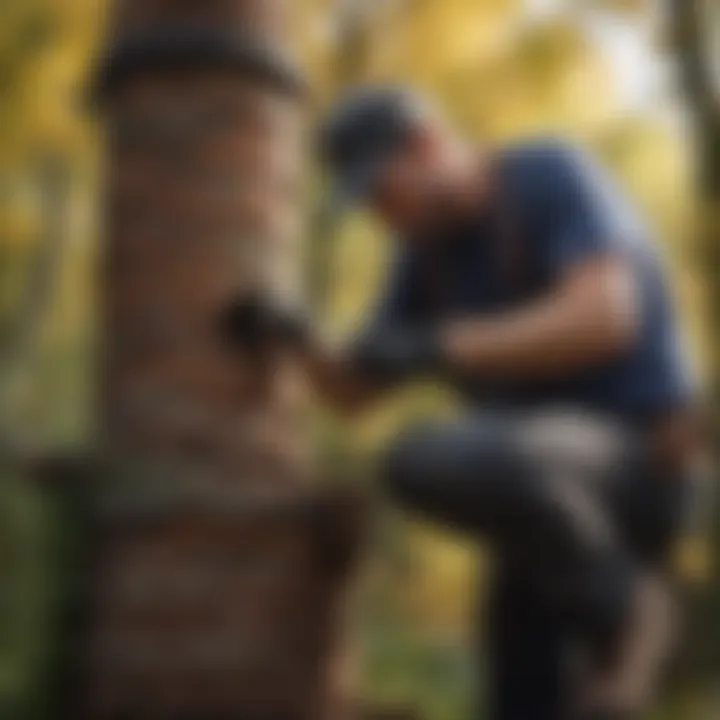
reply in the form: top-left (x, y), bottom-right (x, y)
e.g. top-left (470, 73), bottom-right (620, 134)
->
top-left (81, 3), bottom-right (358, 717)
top-left (81, 505), bottom-right (354, 718)
top-left (103, 74), bottom-right (306, 468)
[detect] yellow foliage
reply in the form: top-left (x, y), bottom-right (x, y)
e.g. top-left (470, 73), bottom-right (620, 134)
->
top-left (674, 536), bottom-right (712, 586)
top-left (399, 523), bottom-right (479, 634)
top-left (595, 0), bottom-right (651, 15)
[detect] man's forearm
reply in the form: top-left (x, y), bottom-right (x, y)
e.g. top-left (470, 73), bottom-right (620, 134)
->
top-left (440, 259), bottom-right (638, 379)
top-left (441, 300), bottom-right (623, 378)
top-left (302, 259), bottom-right (638, 395)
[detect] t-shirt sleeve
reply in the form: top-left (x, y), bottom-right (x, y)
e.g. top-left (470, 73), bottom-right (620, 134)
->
top-left (538, 143), bottom-right (638, 275)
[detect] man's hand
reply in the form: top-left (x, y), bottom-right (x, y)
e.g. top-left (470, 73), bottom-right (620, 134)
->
top-left (217, 296), bottom-right (401, 415)
top-left (218, 296), bottom-right (311, 355)
top-left (349, 324), bottom-right (443, 385)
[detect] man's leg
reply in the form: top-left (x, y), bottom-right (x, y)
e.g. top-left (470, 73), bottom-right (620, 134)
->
top-left (571, 441), bottom-right (696, 718)
top-left (485, 564), bottom-right (572, 720)
top-left (381, 411), bottom-right (675, 718)
top-left (382, 413), bottom-right (634, 636)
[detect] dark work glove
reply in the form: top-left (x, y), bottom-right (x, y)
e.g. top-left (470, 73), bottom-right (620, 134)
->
top-left (218, 295), bottom-right (311, 355)
top-left (349, 324), bottom-right (443, 385)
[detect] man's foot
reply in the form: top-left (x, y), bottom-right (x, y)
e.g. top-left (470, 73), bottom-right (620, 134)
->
top-left (573, 571), bottom-right (676, 719)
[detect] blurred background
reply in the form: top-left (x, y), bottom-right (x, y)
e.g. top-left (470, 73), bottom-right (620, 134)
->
top-left (0, 1), bottom-right (717, 718)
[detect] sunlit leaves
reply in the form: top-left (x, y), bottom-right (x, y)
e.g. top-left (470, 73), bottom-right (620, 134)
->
top-left (591, 0), bottom-right (650, 15)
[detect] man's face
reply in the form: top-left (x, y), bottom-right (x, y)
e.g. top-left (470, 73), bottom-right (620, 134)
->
top-left (368, 129), bottom-right (449, 239)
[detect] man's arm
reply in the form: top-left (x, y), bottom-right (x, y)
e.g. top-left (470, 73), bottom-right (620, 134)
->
top-left (221, 255), bottom-right (637, 413)
top-left (309, 253), bottom-right (639, 406)
top-left (434, 143), bottom-right (643, 381)
top-left (218, 296), bottom-right (391, 416)
top-left (440, 255), bottom-right (639, 379)
top-left (342, 254), bottom-right (640, 386)
top-left (302, 248), bottom-right (423, 415)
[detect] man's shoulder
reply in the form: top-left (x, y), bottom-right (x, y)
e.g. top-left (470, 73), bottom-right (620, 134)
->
top-left (497, 137), bottom-right (633, 222)
top-left (497, 136), bottom-right (594, 188)
top-left (499, 137), bottom-right (655, 255)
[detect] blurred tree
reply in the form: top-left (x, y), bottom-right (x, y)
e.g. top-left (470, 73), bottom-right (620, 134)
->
top-left (0, 0), bottom-right (105, 442)
top-left (667, 0), bottom-right (720, 685)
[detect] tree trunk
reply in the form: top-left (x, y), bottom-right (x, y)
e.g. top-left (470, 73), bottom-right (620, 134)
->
top-left (668, 0), bottom-right (720, 377)
top-left (667, 0), bottom-right (720, 684)
top-left (71, 2), bottom-right (364, 717)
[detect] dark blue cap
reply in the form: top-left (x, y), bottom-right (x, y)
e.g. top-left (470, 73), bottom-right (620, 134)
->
top-left (320, 87), bottom-right (429, 208)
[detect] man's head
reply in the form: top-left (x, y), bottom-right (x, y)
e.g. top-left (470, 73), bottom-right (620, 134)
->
top-left (320, 87), bottom-right (477, 238)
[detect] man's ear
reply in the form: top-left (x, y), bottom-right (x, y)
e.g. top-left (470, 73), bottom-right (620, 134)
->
top-left (408, 124), bottom-right (434, 158)
top-left (413, 123), bottom-right (447, 166)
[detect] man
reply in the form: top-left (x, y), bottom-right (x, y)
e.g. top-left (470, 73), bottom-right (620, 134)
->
top-left (223, 88), bottom-right (703, 719)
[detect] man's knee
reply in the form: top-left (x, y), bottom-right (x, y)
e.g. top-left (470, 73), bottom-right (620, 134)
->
top-left (379, 416), bottom-right (512, 519)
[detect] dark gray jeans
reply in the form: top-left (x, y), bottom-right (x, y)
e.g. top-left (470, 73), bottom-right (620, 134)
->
top-left (381, 409), bottom-right (694, 719)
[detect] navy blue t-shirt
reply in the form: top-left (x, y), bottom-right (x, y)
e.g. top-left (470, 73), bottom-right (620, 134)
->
top-left (370, 141), bottom-right (696, 421)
